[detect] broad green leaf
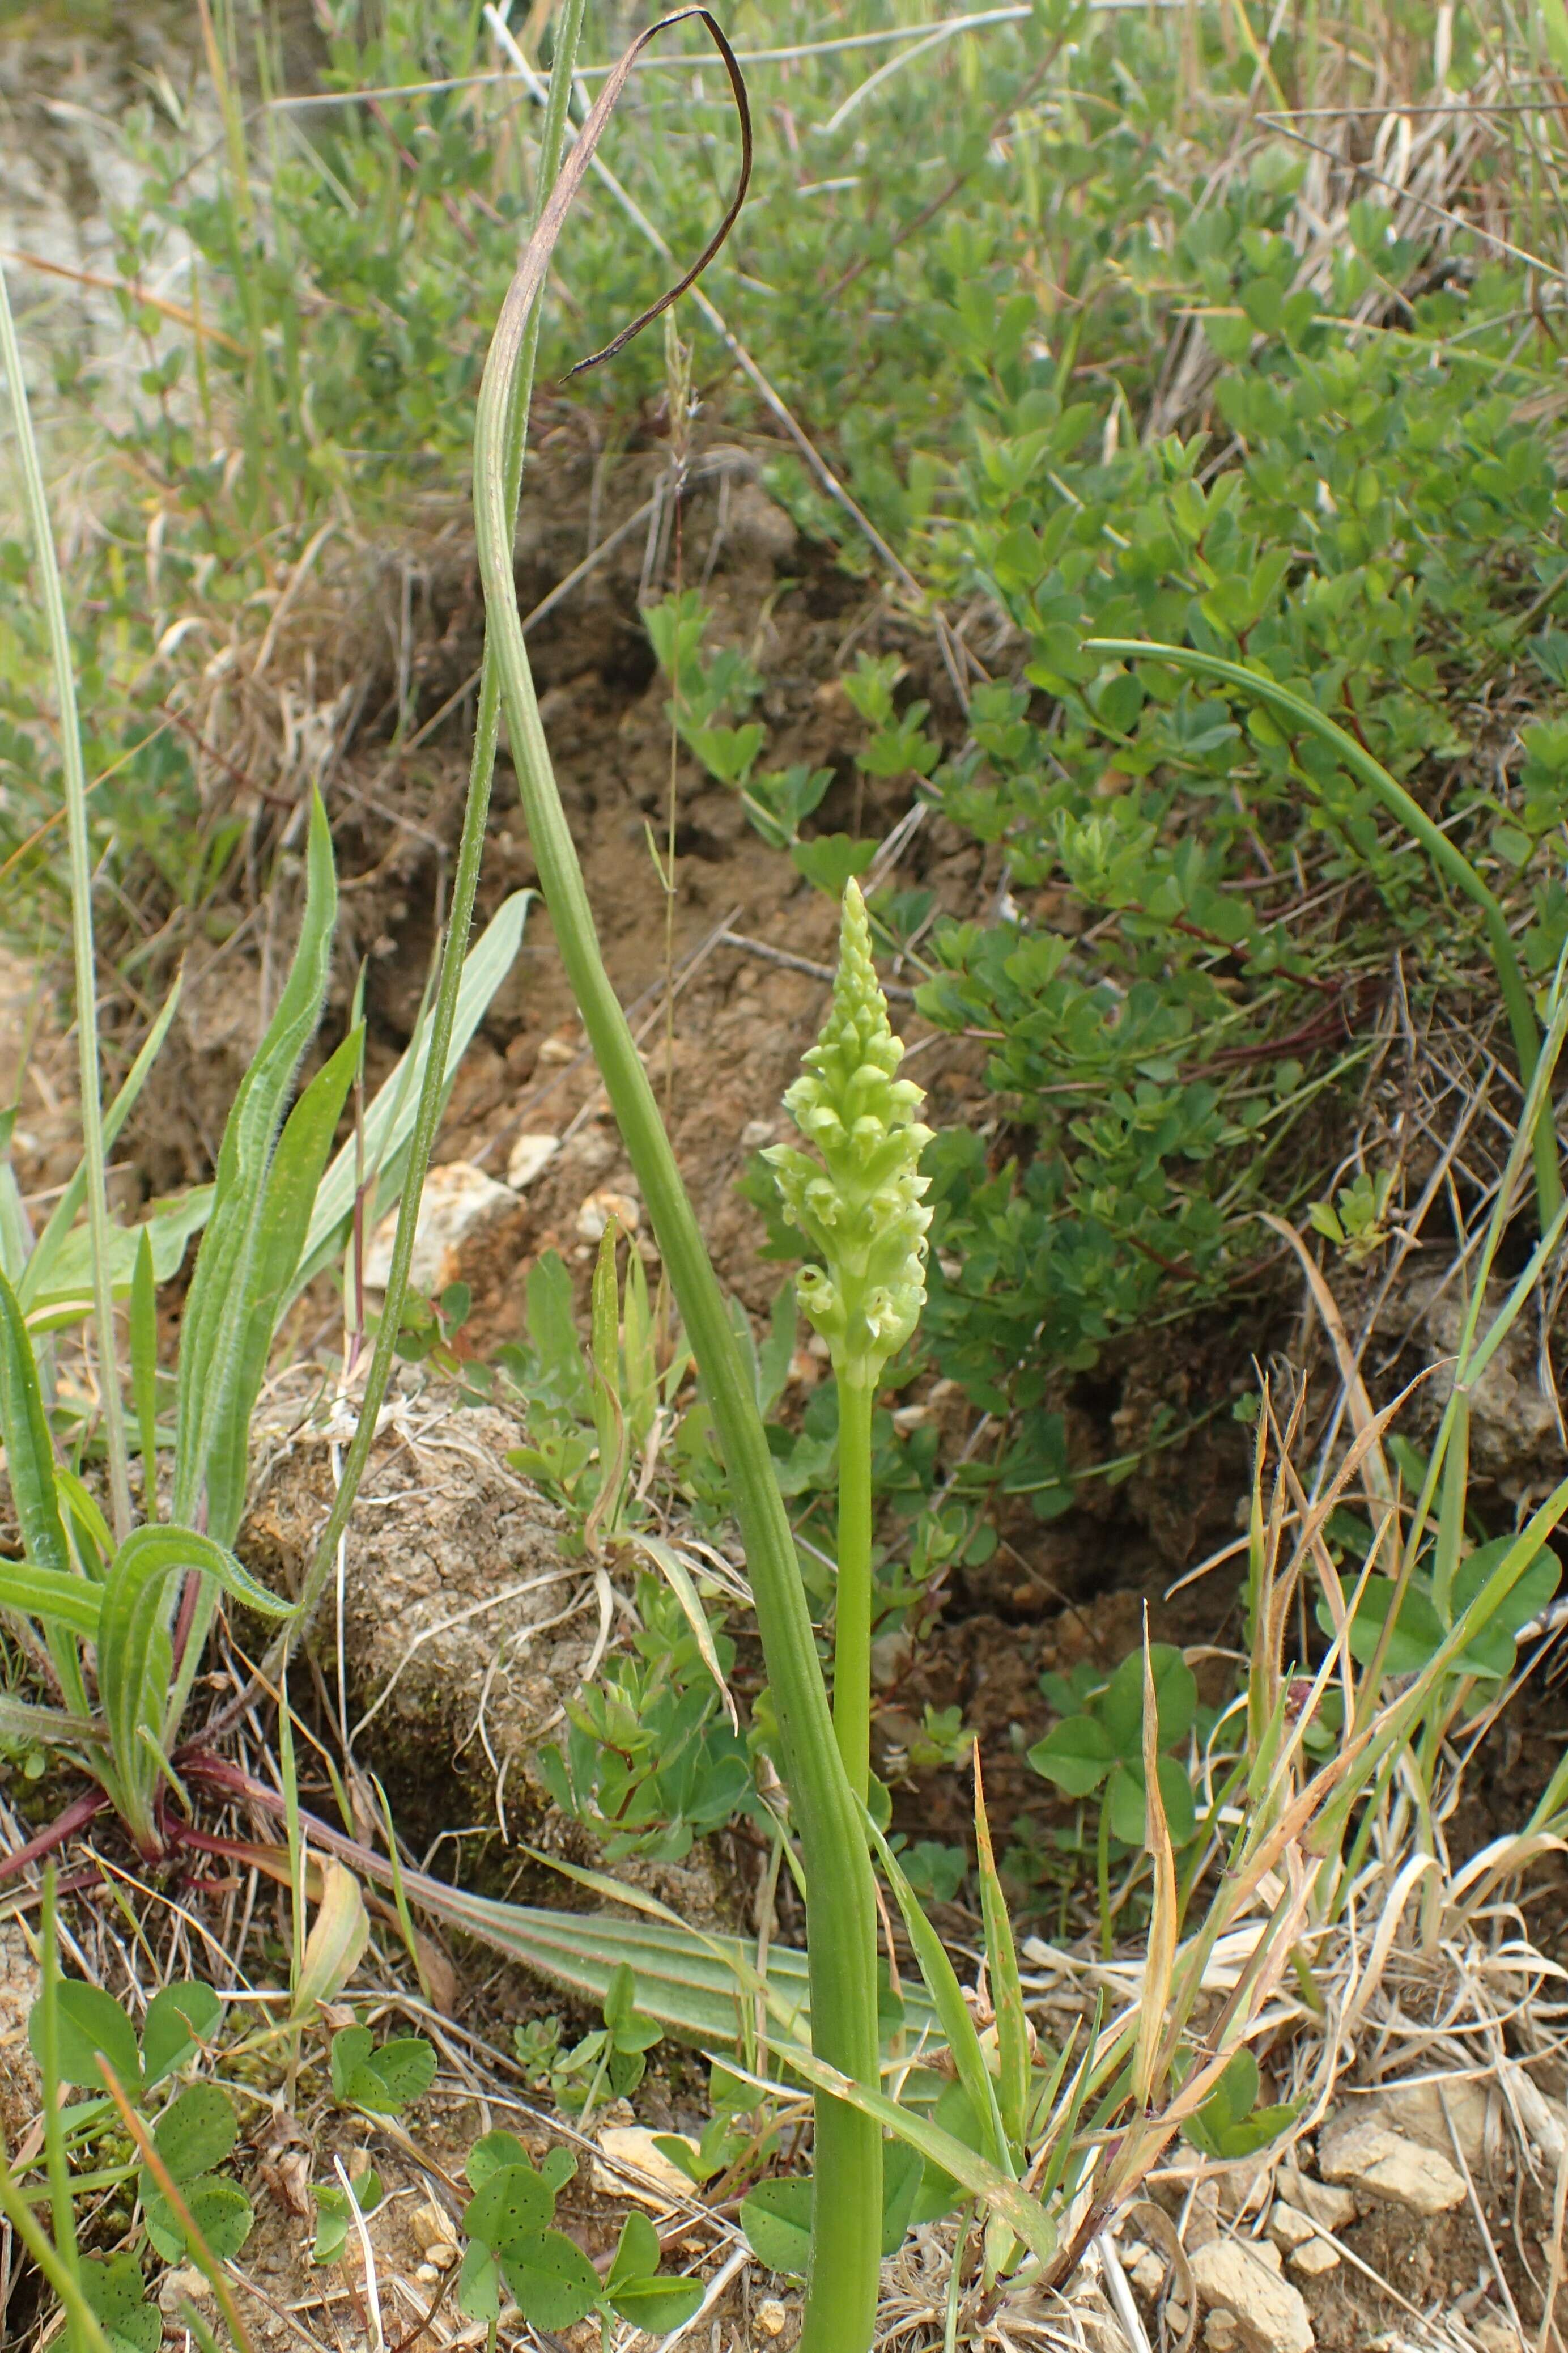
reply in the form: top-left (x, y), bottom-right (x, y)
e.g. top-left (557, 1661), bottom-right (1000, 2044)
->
top-left (0, 1561), bottom-right (103, 1639)
top-left (456, 2241), bottom-right (501, 2324)
top-left (1027, 1713), bottom-right (1116, 1796)
top-left (154, 2083), bottom-right (238, 2183)
top-left (80, 2253), bottom-right (159, 2353)
top-left (499, 2229), bottom-right (600, 2331)
top-left (609, 2273), bottom-right (706, 2331)
top-left (1100, 1644), bottom-right (1196, 1755)
top-left (31, 1981), bottom-right (140, 2094)
top-left (330, 2025), bottom-right (436, 2112)
top-left (463, 2163), bottom-right (553, 2249)
top-left (293, 891), bottom-right (531, 1303)
top-left (605, 2210), bottom-right (661, 2293)
top-left (1451, 1539), bottom-right (1561, 1675)
top-left (466, 2130), bottom-right (532, 2191)
top-left (26, 1190), bottom-right (214, 1325)
top-left (791, 832), bottom-right (877, 897)
top-left (881, 2139), bottom-right (922, 2256)
top-left (143, 2174), bottom-right (253, 2266)
top-left (740, 2177), bottom-right (813, 2276)
top-left (1318, 1576), bottom-right (1446, 1680)
top-left (540, 2147), bottom-right (576, 2194)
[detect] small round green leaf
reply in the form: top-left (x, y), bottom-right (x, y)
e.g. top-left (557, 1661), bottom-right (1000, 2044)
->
top-left (466, 2130), bottom-right (532, 2192)
top-left (1026, 1714), bottom-right (1115, 1797)
top-left (464, 2163), bottom-right (553, 2250)
top-left (142, 1982), bottom-right (222, 2087)
top-left (153, 2083), bottom-right (239, 2184)
top-left (499, 2229), bottom-right (600, 2331)
top-left (741, 2178), bottom-right (814, 2278)
top-left (31, 1982), bottom-right (141, 2095)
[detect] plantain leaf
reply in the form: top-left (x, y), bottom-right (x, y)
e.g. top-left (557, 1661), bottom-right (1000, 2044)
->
top-left (173, 789), bottom-right (337, 1530)
top-left (96, 1527), bottom-right (292, 1799)
top-left (201, 1026), bottom-right (361, 1548)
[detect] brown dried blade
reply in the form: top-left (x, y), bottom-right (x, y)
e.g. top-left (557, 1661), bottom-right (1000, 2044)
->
top-left (499, 7), bottom-right (752, 382)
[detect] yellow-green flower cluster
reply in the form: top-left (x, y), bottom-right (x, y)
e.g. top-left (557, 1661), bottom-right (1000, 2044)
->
top-left (766, 882), bottom-right (933, 1388)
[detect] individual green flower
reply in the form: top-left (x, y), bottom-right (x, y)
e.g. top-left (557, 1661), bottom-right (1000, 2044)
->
top-left (765, 882), bottom-right (933, 1387)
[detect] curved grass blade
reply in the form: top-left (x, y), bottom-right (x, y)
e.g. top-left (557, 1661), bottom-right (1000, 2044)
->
top-left (0, 1269), bottom-right (88, 1713)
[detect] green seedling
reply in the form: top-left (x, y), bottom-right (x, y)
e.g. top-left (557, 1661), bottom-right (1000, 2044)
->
top-left (311, 2168), bottom-right (383, 2266)
top-left (456, 2130), bottom-right (701, 2349)
top-left (328, 2023), bottom-right (437, 2116)
top-left (23, 1971), bottom-right (252, 2273)
top-left (1177, 2049), bottom-right (1301, 2164)
top-left (533, 1964), bottom-right (662, 2126)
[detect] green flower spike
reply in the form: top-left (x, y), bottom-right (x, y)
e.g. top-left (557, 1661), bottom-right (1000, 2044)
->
top-left (765, 881), bottom-right (934, 1392)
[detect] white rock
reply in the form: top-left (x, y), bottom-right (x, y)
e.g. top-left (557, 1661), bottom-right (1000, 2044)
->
top-left (1316, 2118), bottom-right (1466, 2217)
top-left (1127, 2244), bottom-right (1166, 2298)
top-left (506, 1131), bottom-right (561, 1189)
top-left (576, 1188), bottom-right (641, 1243)
top-left (741, 1119), bottom-right (776, 1149)
top-left (1189, 2239), bottom-right (1315, 2353)
top-left (1205, 2316), bottom-right (1240, 2352)
top-left (1288, 2240), bottom-right (1339, 2279)
top-left (158, 2268), bottom-right (214, 2314)
top-left (755, 2300), bottom-right (790, 2339)
top-left (409, 2197), bottom-right (460, 2256)
top-left (362, 1161), bottom-right (517, 1294)
top-left (1374, 2078), bottom-right (1490, 2173)
top-left (1267, 2202), bottom-right (1318, 2253)
top-left (1276, 2167), bottom-right (1358, 2234)
top-left (538, 1032), bottom-right (579, 1065)
top-left (593, 2123), bottom-right (696, 2208)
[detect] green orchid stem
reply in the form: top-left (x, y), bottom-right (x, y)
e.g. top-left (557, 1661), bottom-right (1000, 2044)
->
top-left (835, 1375), bottom-right (876, 1805)
top-left (470, 51), bottom-right (882, 2353)
top-left (1085, 638), bottom-right (1563, 1229)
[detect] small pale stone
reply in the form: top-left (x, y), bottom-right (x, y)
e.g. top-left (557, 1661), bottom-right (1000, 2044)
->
top-left (1472, 2316), bottom-right (1524, 2353)
top-left (538, 1033), bottom-right (578, 1065)
top-left (1276, 2167), bottom-right (1358, 2234)
top-left (1317, 2118), bottom-right (1466, 2218)
top-left (1127, 2245), bottom-right (1166, 2298)
top-left (1268, 2202), bottom-right (1318, 2253)
top-left (158, 2268), bottom-right (213, 2314)
top-left (424, 2240), bottom-right (458, 2271)
top-left (1189, 2239), bottom-right (1315, 2353)
top-left (507, 1131), bottom-right (560, 1189)
top-left (409, 2198), bottom-right (460, 2255)
top-left (576, 1188), bottom-right (641, 1243)
top-left (1205, 2317), bottom-right (1240, 2353)
top-left (363, 1161), bottom-right (516, 1294)
top-left (741, 1120), bottom-right (776, 1148)
top-left (594, 2123), bottom-right (696, 2207)
top-left (1166, 2304), bottom-right (1190, 2338)
top-left (1289, 2240), bottom-right (1339, 2278)
top-left (756, 2297), bottom-right (790, 2337)
top-left (414, 2263), bottom-right (440, 2286)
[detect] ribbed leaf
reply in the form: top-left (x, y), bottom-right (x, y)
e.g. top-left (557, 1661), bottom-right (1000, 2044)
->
top-left (0, 1268), bottom-right (88, 1712)
top-left (173, 791), bottom-right (336, 1527)
top-left (19, 972), bottom-right (184, 1311)
top-left (0, 1562), bottom-right (103, 1638)
top-left (202, 1027), bottom-right (361, 1548)
top-left (291, 891), bottom-right (530, 1307)
top-left (97, 1528), bottom-right (294, 1803)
